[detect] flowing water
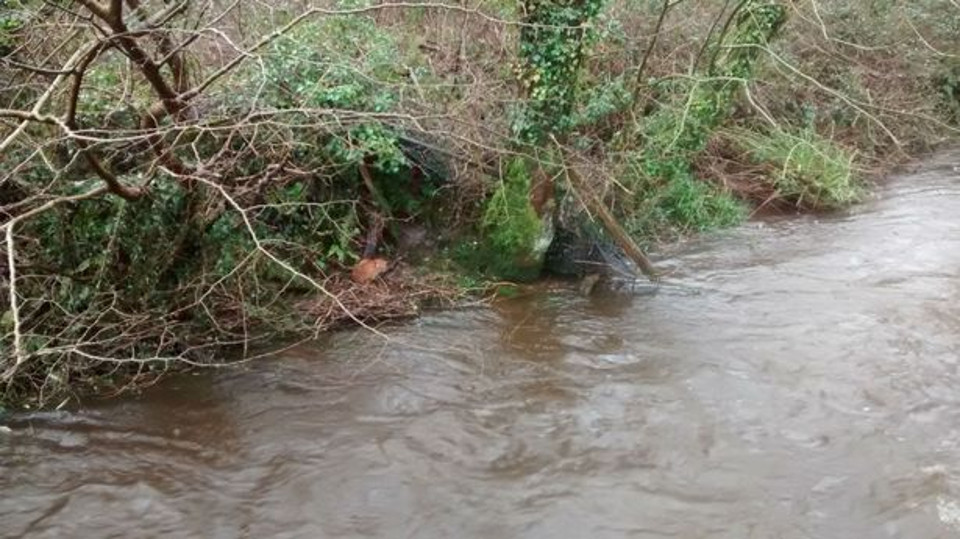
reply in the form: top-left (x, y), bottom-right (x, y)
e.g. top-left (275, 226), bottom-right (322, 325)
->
top-left (5, 155), bottom-right (960, 538)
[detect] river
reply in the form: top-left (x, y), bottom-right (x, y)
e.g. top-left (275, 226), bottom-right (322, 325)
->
top-left (3, 154), bottom-right (960, 538)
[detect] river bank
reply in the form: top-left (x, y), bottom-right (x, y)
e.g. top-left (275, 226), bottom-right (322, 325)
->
top-left (0, 143), bottom-right (940, 412)
top-left (3, 0), bottom-right (959, 408)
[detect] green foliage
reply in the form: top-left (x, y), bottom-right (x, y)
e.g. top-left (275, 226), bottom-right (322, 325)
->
top-left (22, 176), bottom-right (188, 313)
top-left (935, 59), bottom-right (960, 125)
top-left (623, 153), bottom-right (745, 239)
top-left (70, 51), bottom-right (161, 132)
top-left (262, 17), bottom-right (400, 112)
top-left (253, 12), bottom-right (435, 218)
top-left (659, 173), bottom-right (744, 231)
top-left (733, 127), bottom-right (860, 208)
top-left (612, 0), bottom-right (787, 159)
top-left (0, 0), bottom-right (23, 57)
top-left (324, 123), bottom-right (408, 174)
top-left (375, 167), bottom-right (438, 216)
top-left (571, 74), bottom-right (631, 131)
top-left (251, 13), bottom-right (414, 177)
top-left (629, 0), bottom-right (787, 154)
top-left (709, 1), bottom-right (787, 80)
top-left (617, 0), bottom-right (785, 239)
top-left (21, 169), bottom-right (362, 325)
top-left (204, 212), bottom-right (256, 276)
top-left (254, 181), bottom-right (361, 272)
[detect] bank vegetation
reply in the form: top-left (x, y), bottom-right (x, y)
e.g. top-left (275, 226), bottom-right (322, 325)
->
top-left (1, 0), bottom-right (958, 407)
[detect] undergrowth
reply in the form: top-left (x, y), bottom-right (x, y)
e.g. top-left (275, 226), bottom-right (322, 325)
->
top-left (3, 0), bottom-right (960, 407)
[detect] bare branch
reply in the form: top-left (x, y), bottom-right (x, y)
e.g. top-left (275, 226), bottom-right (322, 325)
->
top-left (4, 226), bottom-right (23, 375)
top-left (0, 42), bottom-right (91, 154)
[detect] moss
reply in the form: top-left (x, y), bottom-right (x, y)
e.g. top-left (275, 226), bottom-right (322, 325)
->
top-left (479, 158), bottom-right (553, 281)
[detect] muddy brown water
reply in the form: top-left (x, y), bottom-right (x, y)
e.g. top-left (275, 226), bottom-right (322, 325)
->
top-left (5, 155), bottom-right (960, 538)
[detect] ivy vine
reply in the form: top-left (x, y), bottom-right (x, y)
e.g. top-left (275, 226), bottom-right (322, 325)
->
top-left (513, 0), bottom-right (605, 143)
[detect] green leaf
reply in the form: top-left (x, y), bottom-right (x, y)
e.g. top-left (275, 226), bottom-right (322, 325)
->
top-left (1, 310), bottom-right (13, 330)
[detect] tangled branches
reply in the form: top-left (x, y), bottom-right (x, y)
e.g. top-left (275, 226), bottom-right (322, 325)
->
top-left (0, 0), bottom-right (497, 405)
top-left (2, 0), bottom-right (958, 407)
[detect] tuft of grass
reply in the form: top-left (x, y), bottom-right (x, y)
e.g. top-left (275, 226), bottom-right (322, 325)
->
top-left (732, 127), bottom-right (861, 209)
top-left (659, 173), bottom-right (745, 232)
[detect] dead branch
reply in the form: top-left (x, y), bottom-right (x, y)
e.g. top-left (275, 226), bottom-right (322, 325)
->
top-left (552, 137), bottom-right (659, 280)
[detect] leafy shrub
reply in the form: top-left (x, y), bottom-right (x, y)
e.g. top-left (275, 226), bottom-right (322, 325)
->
top-left (261, 17), bottom-right (400, 112)
top-left (934, 59), bottom-right (960, 125)
top-left (622, 153), bottom-right (745, 240)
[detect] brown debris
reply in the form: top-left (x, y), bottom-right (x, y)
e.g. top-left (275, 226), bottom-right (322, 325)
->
top-left (299, 263), bottom-right (463, 330)
top-left (694, 135), bottom-right (783, 210)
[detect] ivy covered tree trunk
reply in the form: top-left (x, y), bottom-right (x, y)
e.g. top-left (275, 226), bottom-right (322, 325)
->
top-left (482, 0), bottom-right (604, 280)
top-left (513, 0), bottom-right (604, 144)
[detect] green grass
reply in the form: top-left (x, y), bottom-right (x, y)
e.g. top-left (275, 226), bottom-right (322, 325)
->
top-left (732, 127), bottom-right (861, 209)
top-left (659, 173), bottom-right (746, 231)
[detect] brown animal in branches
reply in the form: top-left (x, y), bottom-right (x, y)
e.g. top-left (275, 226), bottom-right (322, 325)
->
top-left (351, 210), bottom-right (391, 284)
top-left (351, 257), bottom-right (391, 284)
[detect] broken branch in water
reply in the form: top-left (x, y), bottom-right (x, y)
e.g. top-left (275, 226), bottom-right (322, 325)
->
top-left (552, 139), bottom-right (660, 281)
